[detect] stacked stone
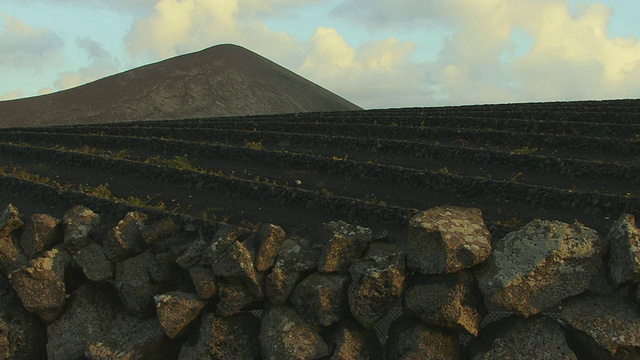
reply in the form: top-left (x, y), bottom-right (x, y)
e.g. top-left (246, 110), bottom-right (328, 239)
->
top-left (0, 203), bottom-right (639, 359)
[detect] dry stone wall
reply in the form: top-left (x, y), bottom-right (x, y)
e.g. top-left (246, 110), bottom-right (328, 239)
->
top-left (0, 203), bottom-right (639, 359)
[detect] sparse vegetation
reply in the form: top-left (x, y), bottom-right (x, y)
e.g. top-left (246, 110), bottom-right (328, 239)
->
top-left (245, 141), bottom-right (264, 150)
top-left (510, 146), bottom-right (538, 155)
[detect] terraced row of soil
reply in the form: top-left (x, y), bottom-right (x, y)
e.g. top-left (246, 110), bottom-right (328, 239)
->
top-left (1, 99), bottom-right (639, 240)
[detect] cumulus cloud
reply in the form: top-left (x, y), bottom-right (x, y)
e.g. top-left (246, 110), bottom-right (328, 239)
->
top-left (0, 14), bottom-right (64, 70)
top-left (54, 38), bottom-right (119, 90)
top-left (124, 0), bottom-right (308, 68)
top-left (332, 0), bottom-right (640, 104)
top-left (37, 87), bottom-right (55, 95)
top-left (298, 28), bottom-right (431, 108)
top-left (0, 89), bottom-right (23, 101)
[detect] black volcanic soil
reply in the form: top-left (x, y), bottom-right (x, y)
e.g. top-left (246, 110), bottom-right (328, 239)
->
top-left (0, 44), bottom-right (361, 128)
top-left (1, 99), bottom-right (639, 242)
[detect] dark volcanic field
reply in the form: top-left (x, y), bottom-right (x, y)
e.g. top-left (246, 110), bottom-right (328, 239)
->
top-left (0, 99), bottom-right (639, 241)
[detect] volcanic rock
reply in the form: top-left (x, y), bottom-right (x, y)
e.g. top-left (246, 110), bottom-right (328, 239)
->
top-left (265, 236), bottom-right (321, 304)
top-left (9, 248), bottom-right (71, 322)
top-left (385, 317), bottom-right (461, 360)
top-left (86, 314), bottom-right (174, 359)
top-left (0, 204), bottom-right (23, 238)
top-left (211, 240), bottom-right (262, 297)
top-left (46, 283), bottom-right (120, 360)
top-left (179, 312), bottom-right (261, 360)
top-left (215, 281), bottom-right (259, 317)
top-left (327, 319), bottom-right (383, 360)
top-left (175, 238), bottom-right (208, 269)
top-left (19, 213), bottom-right (63, 258)
top-left (188, 264), bottom-right (218, 300)
top-left (154, 291), bottom-right (207, 339)
top-left (73, 242), bottom-right (113, 281)
top-left (560, 294), bottom-right (640, 359)
top-left (149, 246), bottom-right (185, 283)
top-left (407, 206), bottom-right (492, 274)
top-left (606, 213), bottom-right (640, 287)
top-left (254, 223), bottom-right (286, 271)
top-left (290, 272), bottom-right (351, 326)
top-left (114, 251), bottom-right (156, 315)
top-left (62, 205), bottom-right (100, 253)
top-left (476, 219), bottom-right (603, 316)
top-left (142, 217), bottom-right (177, 245)
top-left (318, 220), bottom-right (373, 273)
top-left (0, 277), bottom-right (47, 360)
top-left (260, 304), bottom-right (329, 360)
top-left (0, 232), bottom-right (26, 275)
top-left (468, 315), bottom-right (576, 359)
top-left (348, 243), bottom-right (406, 329)
top-left (403, 270), bottom-right (486, 336)
top-left (103, 211), bottom-right (147, 262)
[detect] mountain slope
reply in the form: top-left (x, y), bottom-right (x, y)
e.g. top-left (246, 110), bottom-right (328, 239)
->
top-left (0, 44), bottom-right (361, 128)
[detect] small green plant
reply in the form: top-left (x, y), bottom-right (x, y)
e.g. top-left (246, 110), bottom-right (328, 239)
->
top-left (112, 149), bottom-right (130, 159)
top-left (437, 167), bottom-right (450, 174)
top-left (79, 183), bottom-right (113, 199)
top-left (320, 188), bottom-right (334, 196)
top-left (510, 146), bottom-right (538, 155)
top-left (145, 154), bottom-right (200, 172)
top-left (332, 155), bottom-right (348, 161)
top-left (245, 141), bottom-right (264, 150)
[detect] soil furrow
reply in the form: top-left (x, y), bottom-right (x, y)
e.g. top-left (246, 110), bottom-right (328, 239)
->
top-left (0, 143), bottom-right (636, 236)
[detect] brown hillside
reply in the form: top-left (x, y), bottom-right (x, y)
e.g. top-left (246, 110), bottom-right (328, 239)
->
top-left (0, 44), bottom-right (361, 128)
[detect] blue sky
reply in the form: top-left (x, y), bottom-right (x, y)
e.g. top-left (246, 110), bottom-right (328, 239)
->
top-left (2, 0), bottom-right (640, 108)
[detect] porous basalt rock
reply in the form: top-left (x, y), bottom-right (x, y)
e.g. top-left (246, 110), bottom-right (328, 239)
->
top-left (0, 233), bottom-right (26, 275)
top-left (0, 204), bottom-right (24, 238)
top-left (403, 270), bottom-right (486, 336)
top-left (607, 213), bottom-right (640, 287)
top-left (154, 291), bottom-right (207, 339)
top-left (86, 314), bottom-right (174, 360)
top-left (179, 312), bottom-right (261, 360)
top-left (0, 277), bottom-right (47, 360)
top-left (290, 272), bottom-right (351, 326)
top-left (260, 304), bottom-right (329, 360)
top-left (73, 242), bottom-right (113, 281)
top-left (9, 248), bottom-right (71, 322)
top-left (142, 217), bottom-right (177, 245)
top-left (560, 294), bottom-right (640, 359)
top-left (202, 224), bottom-right (248, 264)
top-left (187, 264), bottom-right (218, 300)
top-left (476, 219), bottom-right (603, 316)
top-left (211, 240), bottom-right (262, 297)
top-left (265, 236), bottom-right (321, 304)
top-left (468, 315), bottom-right (576, 359)
top-left (46, 283), bottom-right (121, 360)
top-left (254, 223), bottom-right (286, 271)
top-left (318, 220), bottom-right (373, 273)
top-left (114, 251), bottom-right (156, 315)
top-left (407, 206), bottom-right (492, 274)
top-left (215, 281), bottom-right (259, 317)
top-left (62, 205), bottom-right (100, 253)
top-left (19, 213), bottom-right (63, 258)
top-left (385, 317), bottom-right (460, 360)
top-left (103, 211), bottom-right (147, 262)
top-left (348, 243), bottom-right (406, 329)
top-left (327, 319), bottom-right (383, 360)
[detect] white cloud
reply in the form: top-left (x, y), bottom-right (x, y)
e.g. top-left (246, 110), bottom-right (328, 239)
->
top-left (38, 87), bottom-right (55, 95)
top-left (123, 0), bottom-right (307, 68)
top-left (0, 89), bottom-right (23, 101)
top-left (0, 14), bottom-right (64, 70)
top-left (329, 0), bottom-right (640, 104)
top-left (298, 28), bottom-right (431, 108)
top-left (54, 38), bottom-right (119, 90)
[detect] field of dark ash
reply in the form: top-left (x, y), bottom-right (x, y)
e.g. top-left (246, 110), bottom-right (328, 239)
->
top-left (0, 99), bottom-right (639, 240)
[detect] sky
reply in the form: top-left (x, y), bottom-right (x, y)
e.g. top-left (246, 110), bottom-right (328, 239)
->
top-left (1, 0), bottom-right (640, 109)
